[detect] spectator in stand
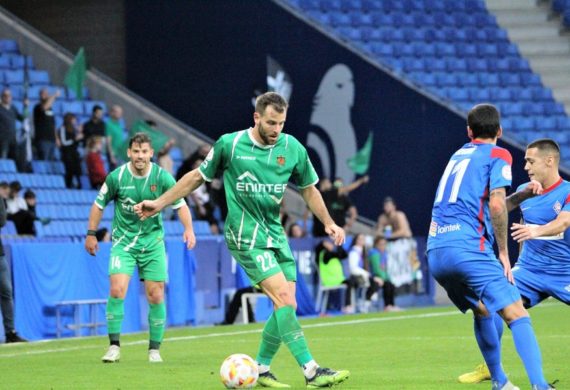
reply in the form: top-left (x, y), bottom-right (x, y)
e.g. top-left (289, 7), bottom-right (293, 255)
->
top-left (0, 191), bottom-right (27, 343)
top-left (0, 88), bottom-right (29, 171)
top-left (85, 136), bottom-right (107, 189)
top-left (310, 175), bottom-right (368, 237)
top-left (375, 197), bottom-right (412, 239)
top-left (176, 143), bottom-right (211, 180)
top-left (105, 104), bottom-right (126, 170)
top-left (0, 182), bottom-right (8, 201)
top-left (288, 223), bottom-right (305, 238)
top-left (315, 238), bottom-right (354, 313)
top-left (347, 233), bottom-right (380, 313)
top-left (5, 181), bottom-right (26, 216)
top-left (157, 138), bottom-right (176, 175)
top-left (82, 105), bottom-right (105, 147)
top-left (58, 113), bottom-right (83, 189)
top-left (188, 159), bottom-right (219, 234)
top-left (33, 88), bottom-right (60, 161)
top-left (11, 190), bottom-right (49, 236)
top-left (367, 236), bottom-right (400, 312)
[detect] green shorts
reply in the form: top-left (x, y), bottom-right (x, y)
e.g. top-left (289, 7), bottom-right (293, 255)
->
top-left (109, 241), bottom-right (167, 282)
top-left (229, 246), bottom-right (297, 286)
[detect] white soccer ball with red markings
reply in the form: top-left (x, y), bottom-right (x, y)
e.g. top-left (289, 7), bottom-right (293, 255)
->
top-left (220, 353), bottom-right (258, 389)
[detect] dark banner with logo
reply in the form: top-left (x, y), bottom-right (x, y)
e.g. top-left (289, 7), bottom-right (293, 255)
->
top-left (124, 0), bottom-right (528, 236)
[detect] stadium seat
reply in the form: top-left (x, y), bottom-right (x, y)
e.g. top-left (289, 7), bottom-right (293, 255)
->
top-left (28, 70), bottom-right (50, 85)
top-left (0, 159), bottom-right (17, 173)
top-left (0, 39), bottom-right (18, 53)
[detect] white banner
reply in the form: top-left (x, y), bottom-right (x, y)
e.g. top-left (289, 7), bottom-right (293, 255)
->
top-left (386, 238), bottom-right (418, 288)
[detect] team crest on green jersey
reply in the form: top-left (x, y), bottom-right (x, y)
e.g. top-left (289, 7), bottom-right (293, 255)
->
top-left (277, 155), bottom-right (285, 165)
top-left (150, 184), bottom-right (157, 192)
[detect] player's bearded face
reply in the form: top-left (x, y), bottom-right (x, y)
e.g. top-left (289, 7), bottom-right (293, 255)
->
top-left (128, 142), bottom-right (153, 173)
top-left (256, 106), bottom-right (286, 145)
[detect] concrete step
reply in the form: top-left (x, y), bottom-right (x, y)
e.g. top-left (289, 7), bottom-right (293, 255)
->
top-left (521, 42), bottom-right (570, 56)
top-left (527, 56), bottom-right (570, 68)
top-left (486, 0), bottom-right (538, 11)
top-left (493, 10), bottom-right (550, 25)
top-left (507, 26), bottom-right (563, 40)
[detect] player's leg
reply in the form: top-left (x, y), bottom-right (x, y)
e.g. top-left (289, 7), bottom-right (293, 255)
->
top-left (102, 273), bottom-right (131, 363)
top-left (261, 248), bottom-right (349, 388)
top-left (139, 245), bottom-right (168, 363)
top-left (144, 280), bottom-right (165, 363)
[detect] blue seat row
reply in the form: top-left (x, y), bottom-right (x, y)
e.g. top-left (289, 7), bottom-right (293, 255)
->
top-left (0, 40), bottom-right (19, 54)
top-left (359, 41), bottom-right (517, 59)
top-left (0, 54), bottom-right (32, 70)
top-left (35, 204), bottom-right (113, 222)
top-left (294, 0), bottom-right (486, 13)
top-left (35, 189), bottom-right (99, 205)
top-left (0, 159), bottom-right (17, 173)
top-left (31, 161), bottom-right (65, 175)
top-left (339, 26), bottom-right (509, 44)
top-left (1, 173), bottom-right (65, 189)
top-left (163, 220), bottom-right (212, 236)
top-left (38, 221), bottom-right (110, 239)
top-left (387, 58), bottom-right (534, 75)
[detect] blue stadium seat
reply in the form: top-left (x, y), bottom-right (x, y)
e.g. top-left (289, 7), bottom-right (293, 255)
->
top-left (436, 73), bottom-right (457, 87)
top-left (0, 40), bottom-right (18, 53)
top-left (28, 70), bottom-right (50, 85)
top-left (193, 220), bottom-right (212, 235)
top-left (330, 12), bottom-right (351, 27)
top-left (0, 55), bottom-right (11, 69)
top-left (65, 86), bottom-right (89, 100)
top-left (4, 69), bottom-right (24, 84)
top-left (532, 87), bottom-right (554, 102)
top-left (501, 103), bottom-right (524, 116)
top-left (513, 117), bottom-right (535, 132)
top-left (455, 43), bottom-right (477, 58)
top-left (538, 116), bottom-right (558, 132)
top-left (60, 101), bottom-right (84, 116)
top-left (445, 87), bottom-right (469, 101)
top-left (8, 55), bottom-right (32, 69)
top-left (490, 88), bottom-right (511, 102)
top-left (0, 159), bottom-right (17, 173)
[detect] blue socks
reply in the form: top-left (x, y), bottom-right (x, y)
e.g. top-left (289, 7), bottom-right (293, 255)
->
top-left (493, 312), bottom-right (504, 340)
top-left (474, 315), bottom-right (507, 385)
top-left (509, 317), bottom-right (548, 389)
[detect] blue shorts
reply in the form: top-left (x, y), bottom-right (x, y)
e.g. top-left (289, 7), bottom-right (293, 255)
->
top-left (428, 247), bottom-right (521, 313)
top-left (513, 266), bottom-right (570, 308)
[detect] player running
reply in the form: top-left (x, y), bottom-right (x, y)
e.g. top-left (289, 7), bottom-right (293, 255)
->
top-left (427, 104), bottom-right (553, 390)
top-left (458, 139), bottom-right (566, 388)
top-left (134, 92), bottom-right (350, 388)
top-left (85, 132), bottom-right (195, 363)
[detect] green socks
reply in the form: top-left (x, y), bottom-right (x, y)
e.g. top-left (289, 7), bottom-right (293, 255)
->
top-left (256, 312), bottom-right (282, 366)
top-left (275, 305), bottom-right (313, 366)
top-left (148, 302), bottom-right (166, 349)
top-left (106, 297), bottom-right (124, 338)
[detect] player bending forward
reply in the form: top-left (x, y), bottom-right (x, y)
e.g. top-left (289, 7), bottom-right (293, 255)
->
top-left (135, 92), bottom-right (349, 388)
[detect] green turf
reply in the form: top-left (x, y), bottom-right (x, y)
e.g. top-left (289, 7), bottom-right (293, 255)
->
top-left (1, 302), bottom-right (567, 389)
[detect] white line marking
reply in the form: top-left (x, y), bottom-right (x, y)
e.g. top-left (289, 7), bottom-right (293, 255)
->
top-left (0, 301), bottom-right (564, 359)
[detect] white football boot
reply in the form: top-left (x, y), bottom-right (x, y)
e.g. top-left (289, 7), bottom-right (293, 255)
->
top-left (101, 345), bottom-right (120, 363)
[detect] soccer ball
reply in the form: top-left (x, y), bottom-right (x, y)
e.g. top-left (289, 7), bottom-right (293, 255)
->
top-left (220, 353), bottom-right (258, 389)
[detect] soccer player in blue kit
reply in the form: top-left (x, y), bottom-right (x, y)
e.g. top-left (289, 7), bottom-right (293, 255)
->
top-left (427, 104), bottom-right (553, 390)
top-left (458, 139), bottom-right (566, 387)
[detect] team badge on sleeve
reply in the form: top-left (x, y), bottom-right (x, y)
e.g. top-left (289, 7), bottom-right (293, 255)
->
top-left (502, 165), bottom-right (512, 180)
top-left (277, 155), bottom-right (285, 165)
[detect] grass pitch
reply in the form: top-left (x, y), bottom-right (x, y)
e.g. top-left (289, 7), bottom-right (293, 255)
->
top-left (1, 302), bottom-right (567, 389)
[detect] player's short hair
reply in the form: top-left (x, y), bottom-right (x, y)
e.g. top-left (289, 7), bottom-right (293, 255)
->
top-left (527, 138), bottom-right (560, 161)
top-left (92, 105), bottom-right (103, 114)
top-left (129, 132), bottom-right (152, 148)
top-left (467, 104), bottom-right (501, 139)
top-left (255, 92), bottom-right (288, 115)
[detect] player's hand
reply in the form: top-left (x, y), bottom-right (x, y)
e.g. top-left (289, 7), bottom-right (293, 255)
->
top-left (325, 223), bottom-right (345, 246)
top-left (497, 252), bottom-right (514, 284)
top-left (134, 200), bottom-right (161, 220)
top-left (183, 229), bottom-right (196, 249)
top-left (523, 180), bottom-right (543, 196)
top-left (85, 235), bottom-right (99, 256)
top-left (511, 223), bottom-right (537, 243)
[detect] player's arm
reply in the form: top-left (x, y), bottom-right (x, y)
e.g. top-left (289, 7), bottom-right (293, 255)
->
top-left (512, 211), bottom-right (570, 242)
top-left (375, 215), bottom-right (387, 236)
top-left (176, 204), bottom-right (196, 249)
top-left (505, 180), bottom-right (543, 212)
top-left (135, 169), bottom-right (204, 219)
top-left (85, 203), bottom-right (104, 256)
top-left (338, 175), bottom-right (369, 196)
top-left (300, 185), bottom-right (345, 245)
top-left (489, 187), bottom-right (513, 283)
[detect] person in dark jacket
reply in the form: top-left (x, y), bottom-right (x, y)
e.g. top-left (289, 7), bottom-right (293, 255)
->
top-left (0, 196), bottom-right (27, 342)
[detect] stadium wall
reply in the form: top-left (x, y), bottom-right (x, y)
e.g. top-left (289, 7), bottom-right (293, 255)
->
top-left (123, 0), bottom-right (529, 236)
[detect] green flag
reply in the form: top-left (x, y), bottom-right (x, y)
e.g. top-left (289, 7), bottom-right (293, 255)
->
top-left (130, 120), bottom-right (170, 152)
top-left (64, 47), bottom-right (87, 100)
top-left (347, 132), bottom-right (373, 175)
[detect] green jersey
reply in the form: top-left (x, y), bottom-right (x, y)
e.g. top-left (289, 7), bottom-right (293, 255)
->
top-left (200, 128), bottom-right (318, 250)
top-left (95, 162), bottom-right (185, 249)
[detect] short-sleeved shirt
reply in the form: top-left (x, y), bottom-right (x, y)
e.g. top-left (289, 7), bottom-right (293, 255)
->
top-left (33, 103), bottom-right (56, 142)
top-left (199, 128), bottom-right (318, 250)
top-left (105, 119), bottom-right (125, 159)
top-left (94, 162), bottom-right (185, 250)
top-left (427, 141), bottom-right (512, 252)
top-left (516, 178), bottom-right (570, 275)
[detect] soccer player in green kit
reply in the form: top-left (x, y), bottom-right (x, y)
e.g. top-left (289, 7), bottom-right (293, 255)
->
top-left (135, 92), bottom-right (350, 388)
top-left (85, 132), bottom-right (195, 363)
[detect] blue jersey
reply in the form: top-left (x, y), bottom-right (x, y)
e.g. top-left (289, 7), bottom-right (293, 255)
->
top-left (427, 141), bottom-right (512, 252)
top-left (516, 178), bottom-right (570, 275)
